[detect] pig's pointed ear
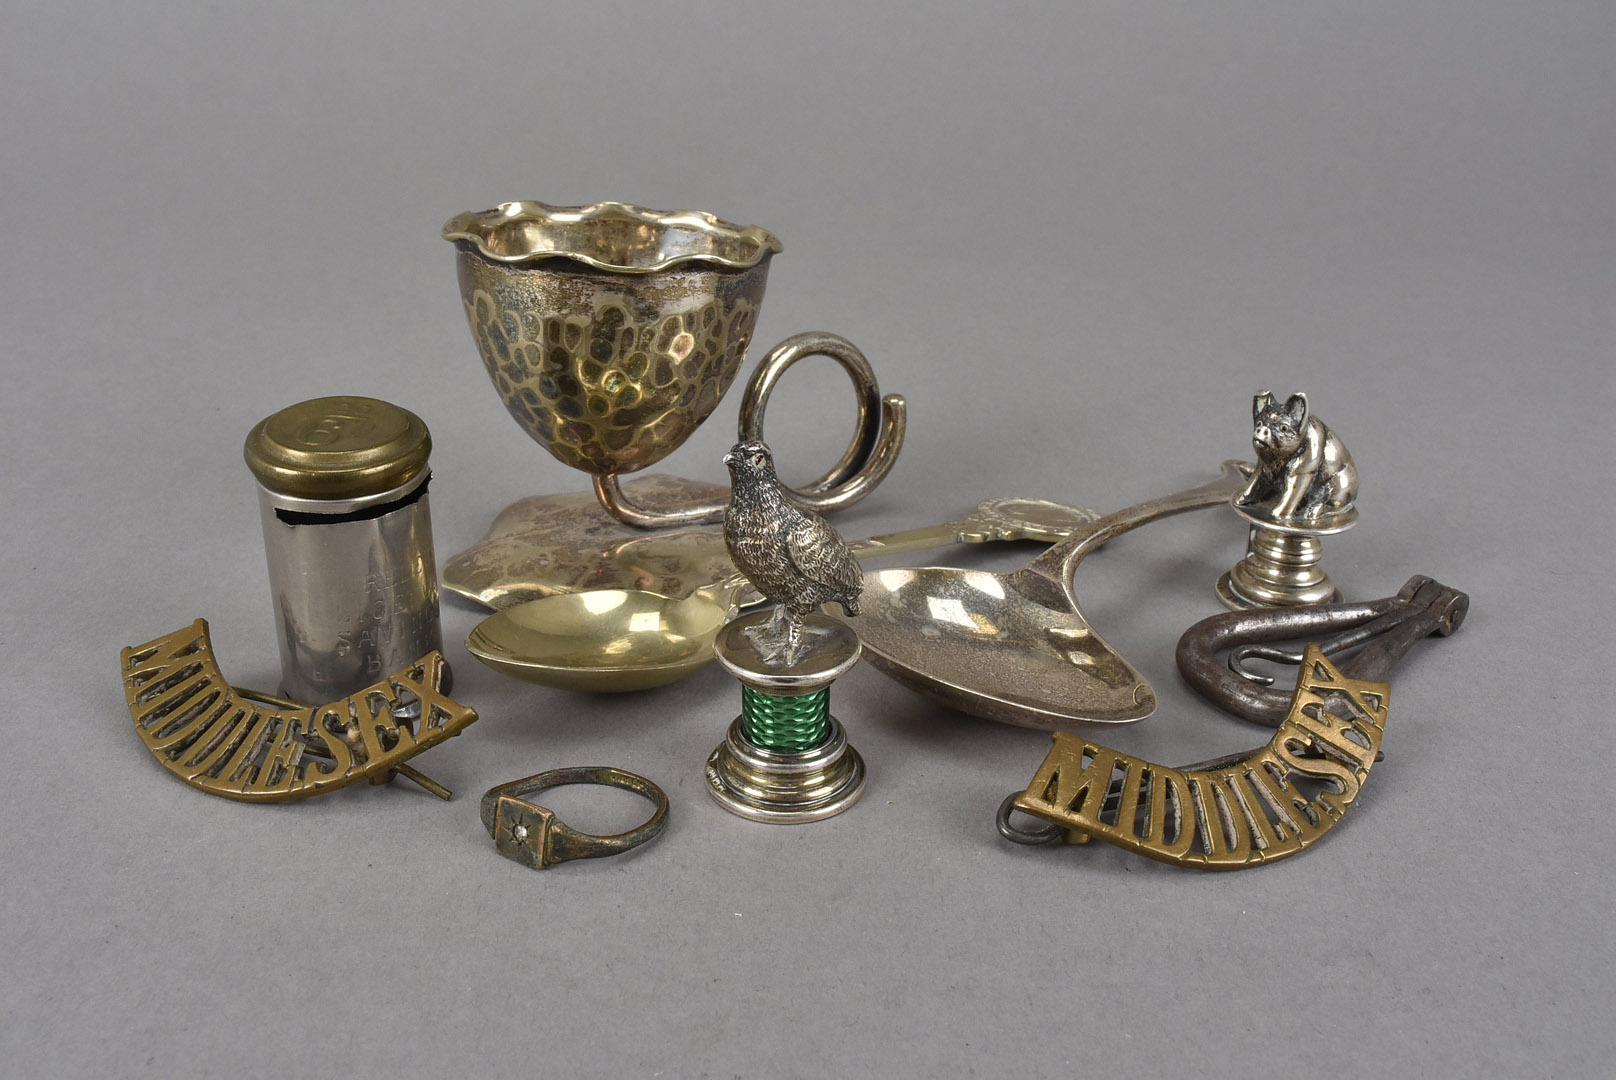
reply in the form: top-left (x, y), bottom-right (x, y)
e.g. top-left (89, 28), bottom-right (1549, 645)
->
top-left (1284, 393), bottom-right (1308, 425)
top-left (1253, 390), bottom-right (1275, 419)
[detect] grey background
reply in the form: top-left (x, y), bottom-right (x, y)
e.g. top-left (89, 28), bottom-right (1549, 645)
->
top-left (3, 1), bottom-right (1611, 1076)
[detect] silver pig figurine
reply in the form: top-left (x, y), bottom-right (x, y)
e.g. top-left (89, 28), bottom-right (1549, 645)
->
top-left (1233, 390), bottom-right (1357, 528)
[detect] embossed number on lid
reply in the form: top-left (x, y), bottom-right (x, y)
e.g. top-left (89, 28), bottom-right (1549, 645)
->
top-left (244, 396), bottom-right (431, 500)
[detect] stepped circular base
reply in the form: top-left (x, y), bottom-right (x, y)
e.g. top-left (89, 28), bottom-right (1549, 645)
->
top-left (1217, 525), bottom-right (1343, 610)
top-left (705, 716), bottom-right (866, 824)
top-left (1216, 569), bottom-right (1342, 610)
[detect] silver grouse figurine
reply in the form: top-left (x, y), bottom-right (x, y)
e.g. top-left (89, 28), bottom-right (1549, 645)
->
top-left (723, 439), bottom-right (863, 666)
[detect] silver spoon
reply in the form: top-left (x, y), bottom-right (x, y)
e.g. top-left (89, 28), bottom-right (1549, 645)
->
top-left (466, 498), bottom-right (1101, 692)
top-left (854, 461), bottom-right (1252, 728)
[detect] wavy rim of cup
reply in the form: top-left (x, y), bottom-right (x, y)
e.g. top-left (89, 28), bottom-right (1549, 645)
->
top-left (442, 200), bottom-right (783, 274)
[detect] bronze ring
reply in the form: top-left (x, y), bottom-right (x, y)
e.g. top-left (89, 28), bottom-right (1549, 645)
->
top-left (480, 766), bottom-right (669, 870)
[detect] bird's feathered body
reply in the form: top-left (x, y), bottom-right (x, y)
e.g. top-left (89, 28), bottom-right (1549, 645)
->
top-left (724, 441), bottom-right (862, 630)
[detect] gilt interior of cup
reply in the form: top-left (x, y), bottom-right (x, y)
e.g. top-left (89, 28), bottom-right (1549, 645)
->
top-left (442, 200), bottom-right (782, 274)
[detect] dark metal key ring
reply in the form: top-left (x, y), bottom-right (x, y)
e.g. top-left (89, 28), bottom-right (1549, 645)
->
top-left (996, 791), bottom-right (1064, 846)
top-left (480, 766), bottom-right (669, 870)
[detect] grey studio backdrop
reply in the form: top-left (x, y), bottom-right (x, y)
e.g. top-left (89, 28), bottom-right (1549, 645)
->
top-left (2, 2), bottom-right (1610, 1077)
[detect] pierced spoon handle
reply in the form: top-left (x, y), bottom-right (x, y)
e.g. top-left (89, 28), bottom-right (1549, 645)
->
top-left (853, 497), bottom-right (1100, 559)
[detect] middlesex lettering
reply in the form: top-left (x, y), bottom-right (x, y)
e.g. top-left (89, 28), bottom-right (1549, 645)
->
top-left (121, 620), bottom-right (476, 802)
top-left (1013, 648), bottom-right (1389, 870)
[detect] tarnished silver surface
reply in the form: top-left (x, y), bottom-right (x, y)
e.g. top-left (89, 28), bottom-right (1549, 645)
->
top-left (444, 200), bottom-right (904, 528)
top-left (1179, 574), bottom-right (1469, 725)
top-left (255, 470), bottom-right (443, 704)
top-left (443, 475), bottom-right (734, 608)
top-left (855, 462), bottom-right (1252, 728)
top-left (1219, 390), bottom-right (1359, 608)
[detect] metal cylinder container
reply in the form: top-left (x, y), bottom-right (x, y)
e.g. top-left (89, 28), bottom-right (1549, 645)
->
top-left (244, 396), bottom-right (444, 704)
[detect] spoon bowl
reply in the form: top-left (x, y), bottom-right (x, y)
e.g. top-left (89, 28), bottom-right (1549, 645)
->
top-left (855, 463), bottom-right (1252, 728)
top-left (465, 585), bottom-right (737, 692)
top-left (856, 566), bottom-right (1156, 726)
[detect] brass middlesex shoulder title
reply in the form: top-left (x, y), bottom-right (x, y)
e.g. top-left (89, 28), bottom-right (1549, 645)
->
top-left (1012, 646), bottom-right (1388, 869)
top-left (121, 619), bottom-right (478, 802)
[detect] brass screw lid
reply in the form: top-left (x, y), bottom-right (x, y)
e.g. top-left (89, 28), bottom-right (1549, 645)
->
top-left (244, 396), bottom-right (431, 500)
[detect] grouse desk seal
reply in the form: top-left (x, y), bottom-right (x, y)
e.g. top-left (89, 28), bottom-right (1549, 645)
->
top-left (704, 440), bottom-right (869, 823)
top-left (245, 396), bottom-right (445, 704)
